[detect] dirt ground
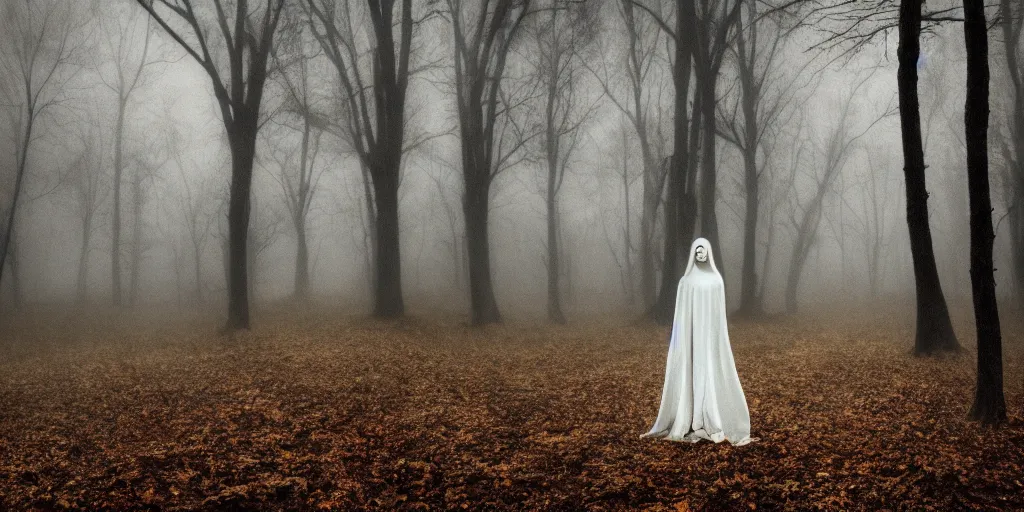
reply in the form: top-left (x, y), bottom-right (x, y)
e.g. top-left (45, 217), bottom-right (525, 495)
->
top-left (0, 304), bottom-right (1022, 511)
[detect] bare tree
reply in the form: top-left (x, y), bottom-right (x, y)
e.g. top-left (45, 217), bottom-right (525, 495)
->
top-left (897, 0), bottom-right (961, 354)
top-left (447, 0), bottom-right (536, 325)
top-left (999, 0), bottom-right (1023, 304)
top-left (126, 141), bottom-right (169, 305)
top-left (585, 0), bottom-right (673, 310)
top-left (598, 119), bottom-right (643, 306)
top-left (963, 0), bottom-right (1006, 424)
top-left (172, 156), bottom-right (218, 303)
top-left (783, 71), bottom-right (888, 313)
top-left (66, 109), bottom-right (112, 303)
top-left (628, 0), bottom-right (706, 325)
top-left (526, 0), bottom-right (599, 324)
top-left (98, 1), bottom-right (158, 307)
top-left (691, 0), bottom-right (743, 276)
top-left (261, 120), bottom-right (324, 300)
top-left (0, 0), bottom-right (83, 306)
top-left (302, 0), bottom-right (418, 316)
top-left (135, 0), bottom-right (287, 331)
top-left (717, 4), bottom-right (802, 316)
top-left (264, 21), bottom-right (328, 300)
top-left (843, 148), bottom-right (900, 298)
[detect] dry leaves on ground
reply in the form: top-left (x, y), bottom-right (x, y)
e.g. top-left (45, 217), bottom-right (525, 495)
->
top-left (0, 305), bottom-right (1021, 511)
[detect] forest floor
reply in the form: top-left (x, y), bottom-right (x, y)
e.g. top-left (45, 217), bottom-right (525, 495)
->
top-left (0, 304), bottom-right (1022, 511)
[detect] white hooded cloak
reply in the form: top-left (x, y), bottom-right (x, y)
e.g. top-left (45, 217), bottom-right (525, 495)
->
top-left (642, 238), bottom-right (752, 446)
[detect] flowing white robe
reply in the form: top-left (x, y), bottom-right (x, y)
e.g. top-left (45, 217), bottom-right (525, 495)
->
top-left (642, 238), bottom-right (752, 446)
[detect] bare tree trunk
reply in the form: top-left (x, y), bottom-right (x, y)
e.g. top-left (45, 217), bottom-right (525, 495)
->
top-left (699, 77), bottom-right (722, 274)
top-left (112, 102), bottom-right (126, 307)
top-left (372, 166), bottom-right (403, 317)
top-left (546, 189), bottom-right (565, 324)
top-left (359, 162), bottom-right (378, 295)
top-left (294, 214), bottom-right (309, 299)
top-left (653, 0), bottom-right (696, 325)
top-left (193, 240), bottom-right (203, 303)
top-left (785, 212), bottom-right (817, 314)
top-left (1002, 0), bottom-right (1024, 305)
top-left (293, 121), bottom-right (312, 300)
top-left (77, 215), bottom-right (92, 303)
top-left (963, 0), bottom-right (1006, 424)
top-left (129, 169), bottom-right (143, 306)
top-left (464, 177), bottom-right (501, 324)
top-left (226, 125), bottom-right (256, 330)
top-left (898, 0), bottom-right (961, 355)
top-left (622, 132), bottom-right (635, 305)
top-left (0, 114), bottom-right (34, 305)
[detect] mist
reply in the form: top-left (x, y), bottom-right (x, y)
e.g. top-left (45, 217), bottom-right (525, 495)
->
top-left (0, 0), bottom-right (1021, 509)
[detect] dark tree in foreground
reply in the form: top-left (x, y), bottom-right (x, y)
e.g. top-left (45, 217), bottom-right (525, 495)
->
top-left (897, 0), bottom-right (960, 355)
top-left (962, 0), bottom-right (1006, 425)
top-left (303, 0), bottom-right (414, 317)
top-left (637, 0), bottom-right (698, 325)
top-left (136, 0), bottom-right (286, 331)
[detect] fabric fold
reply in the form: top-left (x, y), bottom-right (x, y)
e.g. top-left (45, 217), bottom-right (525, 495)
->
top-left (642, 238), bottom-right (751, 446)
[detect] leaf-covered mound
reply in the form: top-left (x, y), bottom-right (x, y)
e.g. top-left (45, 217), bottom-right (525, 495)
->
top-left (0, 306), bottom-right (1021, 511)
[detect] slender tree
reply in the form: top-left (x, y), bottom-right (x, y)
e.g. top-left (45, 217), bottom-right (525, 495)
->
top-left (529, 0), bottom-right (598, 323)
top-left (135, 0), bottom-right (287, 330)
top-left (717, 4), bottom-right (798, 316)
top-left (0, 0), bottom-right (82, 305)
top-left (1000, 0), bottom-right (1023, 305)
top-left (266, 24), bottom-right (327, 300)
top-left (784, 72), bottom-right (886, 313)
top-left (963, 0), bottom-right (1006, 424)
top-left (98, 2), bottom-right (156, 307)
top-left (67, 112), bottom-right (111, 304)
top-left (586, 0), bottom-right (673, 310)
top-left (629, 0), bottom-right (700, 325)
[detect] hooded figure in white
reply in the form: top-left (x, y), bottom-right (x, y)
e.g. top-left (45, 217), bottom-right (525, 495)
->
top-left (642, 238), bottom-right (752, 446)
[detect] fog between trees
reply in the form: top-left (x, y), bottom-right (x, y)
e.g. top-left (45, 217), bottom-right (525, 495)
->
top-left (0, 0), bottom-right (1019, 327)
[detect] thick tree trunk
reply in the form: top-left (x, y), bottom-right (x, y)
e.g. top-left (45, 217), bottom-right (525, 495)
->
top-left (738, 144), bottom-right (760, 315)
top-left (653, 0), bottom-right (696, 325)
top-left (898, 0), bottom-right (961, 355)
top-left (639, 158), bottom-right (659, 309)
top-left (111, 102), bottom-right (126, 307)
top-left (963, 0), bottom-right (1006, 424)
top-left (372, 167), bottom-right (403, 317)
top-left (360, 162), bottom-right (378, 294)
top-left (225, 126), bottom-right (256, 331)
top-left (699, 77), bottom-right (722, 280)
top-left (463, 179), bottom-right (501, 325)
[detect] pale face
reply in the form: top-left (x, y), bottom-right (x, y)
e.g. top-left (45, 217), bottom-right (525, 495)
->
top-left (695, 245), bottom-right (708, 263)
